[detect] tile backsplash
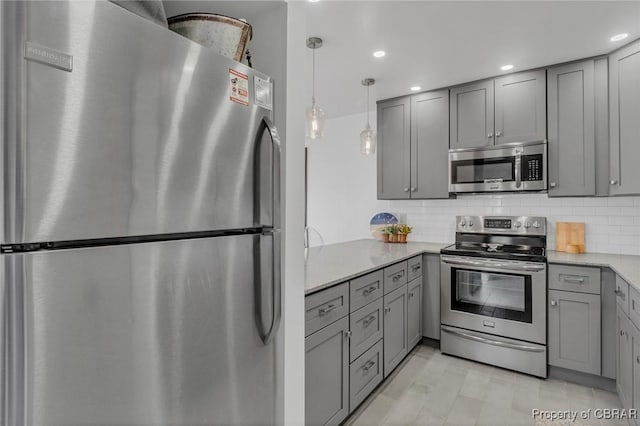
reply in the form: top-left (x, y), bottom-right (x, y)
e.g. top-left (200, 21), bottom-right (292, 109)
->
top-left (387, 194), bottom-right (640, 256)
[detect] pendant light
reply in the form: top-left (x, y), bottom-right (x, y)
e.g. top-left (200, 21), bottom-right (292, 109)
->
top-left (360, 78), bottom-right (376, 155)
top-left (306, 37), bottom-right (325, 140)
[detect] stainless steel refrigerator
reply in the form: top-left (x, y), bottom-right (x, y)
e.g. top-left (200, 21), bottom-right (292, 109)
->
top-left (1, 1), bottom-right (282, 425)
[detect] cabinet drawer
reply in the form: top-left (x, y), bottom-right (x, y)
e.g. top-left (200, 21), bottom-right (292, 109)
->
top-left (383, 261), bottom-right (408, 294)
top-left (350, 339), bottom-right (383, 412)
top-left (630, 285), bottom-right (640, 334)
top-left (305, 282), bottom-right (349, 337)
top-left (350, 270), bottom-right (384, 312)
top-left (350, 298), bottom-right (384, 362)
top-left (407, 255), bottom-right (423, 282)
top-left (548, 264), bottom-right (601, 294)
top-left (616, 275), bottom-right (630, 317)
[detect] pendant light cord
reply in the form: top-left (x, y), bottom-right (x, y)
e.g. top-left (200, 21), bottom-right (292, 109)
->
top-left (312, 47), bottom-right (316, 103)
top-left (366, 84), bottom-right (370, 127)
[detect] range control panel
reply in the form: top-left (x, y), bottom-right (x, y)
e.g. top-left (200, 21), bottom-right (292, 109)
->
top-left (456, 215), bottom-right (546, 236)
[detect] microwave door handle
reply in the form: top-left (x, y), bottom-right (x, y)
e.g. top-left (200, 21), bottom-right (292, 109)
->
top-left (514, 149), bottom-right (522, 188)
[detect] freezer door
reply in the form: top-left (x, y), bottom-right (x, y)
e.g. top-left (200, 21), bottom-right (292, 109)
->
top-left (4, 234), bottom-right (280, 425)
top-left (1, 1), bottom-right (279, 244)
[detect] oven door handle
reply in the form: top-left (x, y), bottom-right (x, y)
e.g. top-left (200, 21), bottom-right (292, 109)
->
top-left (441, 257), bottom-right (545, 272)
top-left (442, 326), bottom-right (545, 353)
top-left (514, 148), bottom-right (522, 189)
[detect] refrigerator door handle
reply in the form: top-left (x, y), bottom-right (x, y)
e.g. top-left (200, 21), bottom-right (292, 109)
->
top-left (254, 116), bottom-right (281, 230)
top-left (255, 230), bottom-right (281, 345)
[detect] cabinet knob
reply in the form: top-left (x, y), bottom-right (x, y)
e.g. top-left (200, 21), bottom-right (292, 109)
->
top-left (384, 307), bottom-right (391, 314)
top-left (345, 330), bottom-right (352, 339)
top-left (487, 133), bottom-right (494, 138)
top-left (496, 131), bottom-right (502, 137)
top-left (637, 355), bottom-right (640, 364)
top-left (410, 187), bottom-right (416, 192)
top-left (549, 182), bottom-right (557, 188)
top-left (403, 188), bottom-right (409, 192)
top-left (550, 300), bottom-right (557, 307)
top-left (621, 330), bottom-right (625, 336)
top-left (610, 180), bottom-right (619, 185)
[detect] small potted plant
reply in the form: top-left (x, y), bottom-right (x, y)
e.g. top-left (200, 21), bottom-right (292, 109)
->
top-left (397, 224), bottom-right (413, 243)
top-left (380, 224), bottom-right (397, 243)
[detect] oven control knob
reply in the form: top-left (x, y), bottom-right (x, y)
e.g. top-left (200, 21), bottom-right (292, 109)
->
top-left (533, 221), bottom-right (540, 229)
top-left (459, 219), bottom-right (466, 227)
top-left (468, 220), bottom-right (474, 226)
top-left (524, 221), bottom-right (531, 229)
top-left (515, 221), bottom-right (522, 228)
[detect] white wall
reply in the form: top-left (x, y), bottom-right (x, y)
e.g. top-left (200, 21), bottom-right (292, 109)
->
top-left (308, 111), bottom-right (640, 256)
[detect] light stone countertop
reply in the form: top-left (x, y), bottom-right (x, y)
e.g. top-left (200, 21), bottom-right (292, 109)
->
top-left (304, 239), bottom-right (640, 296)
top-left (547, 251), bottom-right (640, 291)
top-left (304, 239), bottom-right (448, 295)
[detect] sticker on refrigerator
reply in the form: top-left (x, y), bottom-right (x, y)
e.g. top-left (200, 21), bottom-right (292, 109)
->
top-left (229, 69), bottom-right (249, 106)
top-left (254, 76), bottom-right (273, 110)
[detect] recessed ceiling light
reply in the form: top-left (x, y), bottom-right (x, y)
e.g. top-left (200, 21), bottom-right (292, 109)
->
top-left (373, 50), bottom-right (386, 58)
top-left (501, 64), bottom-right (514, 71)
top-left (308, 0), bottom-right (320, 3)
top-left (410, 86), bottom-right (421, 91)
top-left (610, 33), bottom-right (629, 42)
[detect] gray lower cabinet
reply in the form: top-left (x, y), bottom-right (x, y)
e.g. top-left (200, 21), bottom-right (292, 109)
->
top-left (383, 284), bottom-right (408, 378)
top-left (449, 80), bottom-right (494, 148)
top-left (407, 277), bottom-right (422, 350)
top-left (305, 316), bottom-right (350, 426)
top-left (422, 254), bottom-right (441, 340)
top-left (633, 336), bottom-right (640, 419)
top-left (547, 60), bottom-right (596, 197)
top-left (377, 96), bottom-right (411, 199)
top-left (349, 339), bottom-right (384, 411)
top-left (493, 69), bottom-right (546, 144)
top-left (617, 307), bottom-right (634, 410)
top-left (548, 289), bottom-right (601, 375)
top-left (609, 39), bottom-right (640, 195)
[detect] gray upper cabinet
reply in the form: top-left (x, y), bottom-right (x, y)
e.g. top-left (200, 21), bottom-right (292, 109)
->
top-left (548, 289), bottom-right (601, 375)
top-left (547, 60), bottom-right (596, 197)
top-left (494, 69), bottom-right (546, 144)
top-left (305, 317), bottom-right (350, 426)
top-left (407, 278), bottom-right (423, 350)
top-left (410, 90), bottom-right (450, 199)
top-left (609, 39), bottom-right (640, 195)
top-left (450, 80), bottom-right (494, 148)
top-left (377, 97), bottom-right (411, 199)
top-left (377, 91), bottom-right (450, 200)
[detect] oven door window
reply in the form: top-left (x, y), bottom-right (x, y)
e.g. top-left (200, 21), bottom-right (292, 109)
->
top-left (451, 268), bottom-right (532, 323)
top-left (451, 156), bottom-right (515, 184)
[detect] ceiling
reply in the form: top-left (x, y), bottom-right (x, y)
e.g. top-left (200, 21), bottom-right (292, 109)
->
top-left (301, 1), bottom-right (640, 118)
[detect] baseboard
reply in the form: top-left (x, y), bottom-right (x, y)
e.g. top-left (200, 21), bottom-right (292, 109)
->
top-left (420, 337), bottom-right (440, 349)
top-left (548, 366), bottom-right (616, 392)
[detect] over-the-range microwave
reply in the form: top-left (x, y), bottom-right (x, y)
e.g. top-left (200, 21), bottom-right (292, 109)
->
top-left (448, 140), bottom-right (547, 194)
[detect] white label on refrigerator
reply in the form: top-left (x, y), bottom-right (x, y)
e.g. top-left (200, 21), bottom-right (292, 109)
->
top-left (254, 76), bottom-right (273, 110)
top-left (229, 69), bottom-right (249, 106)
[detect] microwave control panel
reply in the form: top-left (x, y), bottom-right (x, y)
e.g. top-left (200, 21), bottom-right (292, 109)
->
top-left (522, 154), bottom-right (543, 181)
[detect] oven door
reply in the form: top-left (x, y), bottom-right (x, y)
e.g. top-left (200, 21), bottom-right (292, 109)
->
top-left (440, 255), bottom-right (546, 344)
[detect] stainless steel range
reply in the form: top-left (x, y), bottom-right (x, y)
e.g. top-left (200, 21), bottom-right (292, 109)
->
top-left (440, 215), bottom-right (548, 378)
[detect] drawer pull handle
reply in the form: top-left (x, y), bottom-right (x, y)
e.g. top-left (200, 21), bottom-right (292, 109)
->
top-left (363, 360), bottom-right (376, 372)
top-left (637, 355), bottom-right (640, 365)
top-left (409, 292), bottom-right (414, 298)
top-left (391, 271), bottom-right (404, 282)
top-left (318, 304), bottom-right (336, 316)
top-left (362, 285), bottom-right (378, 296)
top-left (363, 315), bottom-right (377, 327)
top-left (615, 288), bottom-right (626, 301)
top-left (633, 300), bottom-right (636, 311)
top-left (621, 330), bottom-right (624, 336)
top-left (562, 276), bottom-right (584, 284)
top-left (384, 307), bottom-right (391, 314)
top-left (411, 265), bottom-right (421, 272)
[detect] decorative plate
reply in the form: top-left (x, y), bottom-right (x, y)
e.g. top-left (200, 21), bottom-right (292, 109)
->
top-left (370, 212), bottom-right (399, 240)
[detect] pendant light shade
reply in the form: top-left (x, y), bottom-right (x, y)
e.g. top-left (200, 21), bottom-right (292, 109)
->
top-left (360, 78), bottom-right (377, 155)
top-left (306, 37), bottom-right (324, 140)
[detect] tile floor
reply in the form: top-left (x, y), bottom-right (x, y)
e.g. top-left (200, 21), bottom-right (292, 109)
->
top-left (345, 344), bottom-right (626, 426)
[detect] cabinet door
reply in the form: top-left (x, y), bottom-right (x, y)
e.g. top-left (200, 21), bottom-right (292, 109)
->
top-left (594, 57), bottom-right (610, 197)
top-left (407, 278), bottom-right (423, 350)
top-left (422, 254), bottom-right (441, 340)
top-left (617, 308), bottom-right (633, 410)
top-left (305, 317), bottom-right (349, 426)
top-left (609, 40), bottom-right (640, 195)
top-left (547, 60), bottom-right (596, 197)
top-left (494, 69), bottom-right (546, 144)
top-left (410, 90), bottom-right (450, 199)
top-left (449, 80), bottom-right (494, 148)
top-left (377, 97), bottom-right (411, 199)
top-left (548, 290), bottom-right (601, 375)
top-left (633, 336), bottom-right (640, 413)
top-left (383, 285), bottom-right (408, 377)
